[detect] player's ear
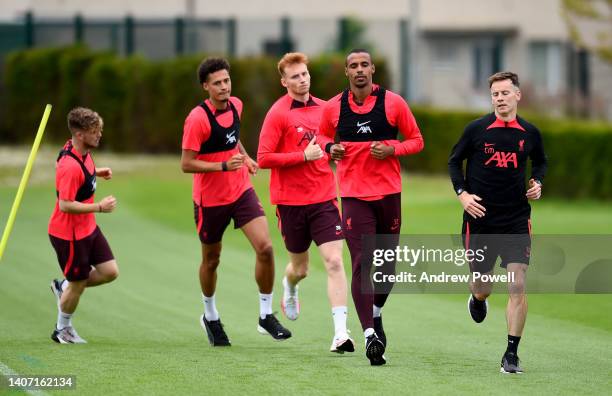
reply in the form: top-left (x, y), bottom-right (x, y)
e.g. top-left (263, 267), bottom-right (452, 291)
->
top-left (280, 77), bottom-right (288, 88)
top-left (371, 64), bottom-right (375, 75)
top-left (344, 66), bottom-right (349, 77)
top-left (516, 89), bottom-right (521, 101)
top-left (202, 81), bottom-right (209, 92)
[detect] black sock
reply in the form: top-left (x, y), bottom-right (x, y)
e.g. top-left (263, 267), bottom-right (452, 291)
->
top-left (507, 335), bottom-right (521, 355)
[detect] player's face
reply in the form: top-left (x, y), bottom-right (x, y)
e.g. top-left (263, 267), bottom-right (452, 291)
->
top-left (491, 79), bottom-right (521, 117)
top-left (78, 126), bottom-right (102, 149)
top-left (203, 69), bottom-right (231, 103)
top-left (281, 63), bottom-right (310, 96)
top-left (345, 52), bottom-right (375, 89)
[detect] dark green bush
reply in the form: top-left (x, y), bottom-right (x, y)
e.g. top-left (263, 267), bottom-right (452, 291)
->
top-left (1, 46), bottom-right (610, 199)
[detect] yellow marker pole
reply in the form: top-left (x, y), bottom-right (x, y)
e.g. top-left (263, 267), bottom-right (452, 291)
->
top-left (0, 104), bottom-right (52, 262)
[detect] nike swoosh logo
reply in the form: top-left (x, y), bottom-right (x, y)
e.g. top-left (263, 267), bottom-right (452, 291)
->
top-left (356, 120), bottom-right (371, 127)
top-left (484, 143), bottom-right (495, 147)
top-left (390, 225), bottom-right (400, 231)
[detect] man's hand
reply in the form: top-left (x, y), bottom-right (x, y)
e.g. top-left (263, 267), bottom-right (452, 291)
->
top-left (226, 154), bottom-right (245, 171)
top-left (244, 156), bottom-right (258, 175)
top-left (526, 179), bottom-right (542, 200)
top-left (330, 143), bottom-right (345, 161)
top-left (304, 137), bottom-right (324, 161)
top-left (99, 195), bottom-right (117, 213)
top-left (96, 167), bottom-right (112, 180)
top-left (370, 142), bottom-right (395, 160)
top-left (458, 191), bottom-right (486, 219)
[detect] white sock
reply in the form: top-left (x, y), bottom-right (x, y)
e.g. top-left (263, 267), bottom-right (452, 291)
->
top-left (61, 279), bottom-right (68, 292)
top-left (332, 306), bottom-right (348, 335)
top-left (202, 293), bottom-right (219, 321)
top-left (57, 310), bottom-right (72, 330)
top-left (259, 293), bottom-right (273, 319)
top-left (373, 305), bottom-right (382, 318)
top-left (364, 327), bottom-right (375, 338)
top-left (283, 276), bottom-right (297, 295)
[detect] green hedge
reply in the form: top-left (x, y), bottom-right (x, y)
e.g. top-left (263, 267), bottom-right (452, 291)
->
top-left (0, 46), bottom-right (389, 153)
top-left (1, 46), bottom-right (611, 199)
top-left (405, 108), bottom-right (612, 199)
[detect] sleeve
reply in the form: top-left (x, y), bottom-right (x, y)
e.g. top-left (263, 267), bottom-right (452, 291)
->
top-left (257, 109), bottom-right (304, 168)
top-left (56, 161), bottom-right (83, 201)
top-left (182, 110), bottom-right (210, 152)
top-left (529, 127), bottom-right (547, 184)
top-left (318, 100), bottom-right (338, 153)
top-left (387, 94), bottom-right (424, 156)
top-left (448, 124), bottom-right (474, 194)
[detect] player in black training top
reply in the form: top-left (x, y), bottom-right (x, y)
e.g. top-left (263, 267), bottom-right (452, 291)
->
top-left (448, 71), bottom-right (547, 374)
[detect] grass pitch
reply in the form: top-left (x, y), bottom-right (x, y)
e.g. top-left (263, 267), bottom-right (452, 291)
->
top-left (0, 149), bottom-right (610, 395)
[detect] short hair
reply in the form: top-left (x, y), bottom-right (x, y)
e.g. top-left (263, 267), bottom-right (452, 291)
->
top-left (277, 52), bottom-right (309, 76)
top-left (488, 71), bottom-right (520, 88)
top-left (345, 48), bottom-right (371, 65)
top-left (67, 107), bottom-right (103, 135)
top-left (198, 57), bottom-right (230, 84)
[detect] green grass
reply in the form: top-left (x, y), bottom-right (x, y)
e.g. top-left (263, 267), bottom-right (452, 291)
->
top-left (0, 153), bottom-right (611, 395)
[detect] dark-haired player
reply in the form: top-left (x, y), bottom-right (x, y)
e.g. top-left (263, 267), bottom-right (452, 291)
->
top-left (318, 49), bottom-right (424, 365)
top-left (181, 57), bottom-right (291, 346)
top-left (448, 71), bottom-right (547, 373)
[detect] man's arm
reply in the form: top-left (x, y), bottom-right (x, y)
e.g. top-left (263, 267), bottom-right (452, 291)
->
top-left (59, 196), bottom-right (116, 214)
top-left (257, 112), bottom-right (309, 169)
top-left (181, 149), bottom-right (244, 173)
top-left (449, 125), bottom-right (486, 218)
top-left (387, 97), bottom-right (424, 157)
top-left (526, 128), bottom-right (547, 200)
top-left (96, 167), bottom-right (112, 180)
top-left (319, 100), bottom-right (345, 160)
top-left (237, 141), bottom-right (258, 174)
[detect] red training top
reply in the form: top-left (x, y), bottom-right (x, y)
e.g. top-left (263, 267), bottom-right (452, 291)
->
top-left (257, 94), bottom-right (336, 205)
top-left (182, 97), bottom-right (252, 207)
top-left (318, 84), bottom-right (424, 199)
top-left (48, 141), bottom-right (97, 240)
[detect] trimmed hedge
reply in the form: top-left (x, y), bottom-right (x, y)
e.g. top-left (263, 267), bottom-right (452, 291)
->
top-left (0, 46), bottom-right (389, 153)
top-left (1, 46), bottom-right (611, 199)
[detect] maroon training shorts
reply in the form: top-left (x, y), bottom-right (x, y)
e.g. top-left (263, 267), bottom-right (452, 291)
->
top-left (193, 188), bottom-right (265, 245)
top-left (276, 199), bottom-right (343, 254)
top-left (49, 226), bottom-right (115, 282)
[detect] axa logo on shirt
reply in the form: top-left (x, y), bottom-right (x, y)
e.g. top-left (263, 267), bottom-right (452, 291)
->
top-left (485, 151), bottom-right (518, 168)
top-left (356, 120), bottom-right (372, 134)
top-left (297, 130), bottom-right (316, 146)
top-left (226, 130), bottom-right (237, 145)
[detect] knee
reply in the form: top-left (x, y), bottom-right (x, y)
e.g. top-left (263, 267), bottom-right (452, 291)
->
top-left (294, 265), bottom-right (309, 280)
top-left (105, 267), bottom-right (119, 282)
top-left (255, 243), bottom-right (274, 263)
top-left (203, 251), bottom-right (221, 271)
top-left (325, 256), bottom-right (344, 275)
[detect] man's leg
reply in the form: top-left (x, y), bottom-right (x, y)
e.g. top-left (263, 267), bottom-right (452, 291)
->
top-left (286, 251), bottom-right (309, 286)
top-left (198, 242), bottom-right (231, 347)
top-left (318, 240), bottom-right (354, 353)
top-left (506, 263), bottom-right (528, 338)
top-left (342, 198), bottom-right (384, 364)
top-left (317, 240), bottom-right (347, 308)
top-left (282, 251), bottom-right (308, 320)
top-left (86, 260), bottom-right (119, 287)
top-left (241, 216), bottom-right (275, 294)
top-left (242, 216), bottom-right (291, 340)
top-left (52, 279), bottom-right (88, 343)
top-left (200, 242), bottom-right (222, 297)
